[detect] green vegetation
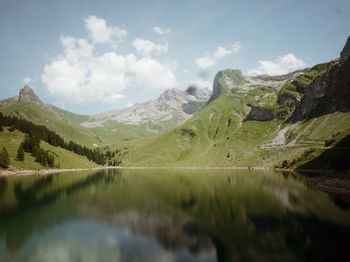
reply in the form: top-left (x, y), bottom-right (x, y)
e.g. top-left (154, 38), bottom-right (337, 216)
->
top-left (0, 112), bottom-right (106, 165)
top-left (245, 85), bottom-right (277, 108)
top-left (0, 147), bottom-right (10, 168)
top-left (20, 135), bottom-right (56, 167)
top-left (277, 82), bottom-right (301, 103)
top-left (121, 67), bottom-right (350, 168)
top-left (0, 100), bottom-right (158, 148)
top-left (16, 145), bottom-right (24, 161)
top-left (0, 60), bottom-right (349, 171)
top-left (0, 128), bottom-right (98, 170)
top-left (221, 69), bottom-right (247, 88)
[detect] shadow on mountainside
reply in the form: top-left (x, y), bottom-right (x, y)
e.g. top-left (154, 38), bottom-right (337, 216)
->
top-left (297, 134), bottom-right (350, 207)
top-left (298, 134), bottom-right (350, 171)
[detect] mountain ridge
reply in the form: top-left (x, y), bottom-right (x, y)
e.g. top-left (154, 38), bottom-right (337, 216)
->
top-left (123, 36), bottom-right (350, 169)
top-left (81, 86), bottom-right (211, 130)
top-left (1, 36), bottom-right (349, 170)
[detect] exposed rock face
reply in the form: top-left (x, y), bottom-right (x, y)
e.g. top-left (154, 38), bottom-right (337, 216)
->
top-left (82, 87), bottom-right (211, 129)
top-left (291, 36), bottom-right (350, 121)
top-left (340, 36), bottom-right (350, 63)
top-left (208, 71), bottom-right (224, 103)
top-left (245, 105), bottom-right (276, 121)
top-left (18, 85), bottom-right (43, 105)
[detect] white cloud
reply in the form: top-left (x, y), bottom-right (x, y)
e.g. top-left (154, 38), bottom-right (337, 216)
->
top-left (195, 42), bottom-right (242, 69)
top-left (132, 38), bottom-right (168, 57)
top-left (60, 36), bottom-right (93, 62)
top-left (195, 57), bottom-right (215, 69)
top-left (41, 19), bottom-right (177, 105)
top-left (126, 54), bottom-right (176, 89)
top-left (22, 77), bottom-right (34, 85)
top-left (248, 53), bottom-right (307, 76)
top-left (153, 26), bottom-right (171, 35)
top-left (84, 15), bottom-right (127, 44)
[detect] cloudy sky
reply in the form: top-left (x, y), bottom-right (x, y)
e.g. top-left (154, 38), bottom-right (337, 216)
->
top-left (0, 0), bottom-right (349, 114)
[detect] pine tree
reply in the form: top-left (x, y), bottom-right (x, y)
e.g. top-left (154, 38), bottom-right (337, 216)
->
top-left (16, 145), bottom-right (24, 161)
top-left (0, 147), bottom-right (10, 168)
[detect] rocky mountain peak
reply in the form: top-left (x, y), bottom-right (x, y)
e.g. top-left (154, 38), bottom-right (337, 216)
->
top-left (158, 88), bottom-right (183, 102)
top-left (209, 69), bottom-right (245, 103)
top-left (82, 87), bottom-right (211, 130)
top-left (340, 35), bottom-right (350, 63)
top-left (18, 85), bottom-right (43, 105)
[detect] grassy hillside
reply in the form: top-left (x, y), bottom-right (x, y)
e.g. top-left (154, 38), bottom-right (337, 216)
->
top-left (0, 99), bottom-right (154, 148)
top-left (124, 69), bottom-right (350, 168)
top-left (1, 60), bottom-right (349, 170)
top-left (0, 128), bottom-right (98, 170)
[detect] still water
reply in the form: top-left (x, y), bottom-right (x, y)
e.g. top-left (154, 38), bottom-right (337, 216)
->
top-left (0, 169), bottom-right (349, 261)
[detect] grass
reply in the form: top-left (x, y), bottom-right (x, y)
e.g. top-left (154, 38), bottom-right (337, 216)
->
top-left (123, 69), bottom-right (350, 169)
top-left (0, 128), bottom-right (98, 170)
top-left (1, 59), bottom-right (348, 169)
top-left (0, 100), bottom-right (161, 150)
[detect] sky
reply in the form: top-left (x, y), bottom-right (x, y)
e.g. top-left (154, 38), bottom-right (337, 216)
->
top-left (0, 0), bottom-right (349, 114)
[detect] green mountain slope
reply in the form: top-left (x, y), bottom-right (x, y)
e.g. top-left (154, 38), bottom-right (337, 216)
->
top-left (1, 37), bottom-right (349, 170)
top-left (124, 61), bottom-right (350, 168)
top-left (0, 128), bottom-right (98, 170)
top-left (0, 97), bottom-right (153, 148)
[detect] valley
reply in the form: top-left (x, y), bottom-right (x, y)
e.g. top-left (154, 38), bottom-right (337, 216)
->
top-left (1, 37), bottom-right (349, 174)
top-left (1, 2), bottom-right (350, 261)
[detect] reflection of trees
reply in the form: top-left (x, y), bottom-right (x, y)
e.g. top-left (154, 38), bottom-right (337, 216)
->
top-left (248, 213), bottom-right (349, 261)
top-left (14, 175), bottom-right (54, 202)
top-left (1, 169), bottom-right (349, 261)
top-left (0, 177), bottom-right (7, 198)
top-left (177, 175), bottom-right (350, 261)
top-left (0, 169), bottom-right (120, 221)
top-left (0, 169), bottom-right (122, 253)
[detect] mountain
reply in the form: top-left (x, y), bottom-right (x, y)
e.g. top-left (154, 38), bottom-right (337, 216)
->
top-left (0, 85), bottom-right (211, 148)
top-left (124, 37), bottom-right (350, 169)
top-left (1, 37), bottom-right (349, 171)
top-left (0, 88), bottom-right (98, 146)
top-left (0, 127), bottom-right (99, 170)
top-left (82, 86), bottom-right (211, 130)
top-left (18, 85), bottom-right (43, 105)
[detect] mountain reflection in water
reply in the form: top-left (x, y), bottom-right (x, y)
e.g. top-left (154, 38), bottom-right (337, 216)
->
top-left (0, 169), bottom-right (349, 261)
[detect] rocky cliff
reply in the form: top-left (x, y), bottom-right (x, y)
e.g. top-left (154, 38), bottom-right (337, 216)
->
top-left (18, 85), bottom-right (43, 105)
top-left (291, 37), bottom-right (350, 121)
top-left (213, 36), bottom-right (350, 123)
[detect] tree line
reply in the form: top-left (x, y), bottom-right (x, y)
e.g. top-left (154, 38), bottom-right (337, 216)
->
top-left (0, 112), bottom-right (107, 165)
top-left (19, 135), bottom-right (56, 167)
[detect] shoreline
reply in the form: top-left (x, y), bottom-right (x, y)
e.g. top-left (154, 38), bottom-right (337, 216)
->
top-left (1, 165), bottom-right (349, 205)
top-left (0, 165), bottom-right (336, 177)
top-left (0, 166), bottom-right (123, 177)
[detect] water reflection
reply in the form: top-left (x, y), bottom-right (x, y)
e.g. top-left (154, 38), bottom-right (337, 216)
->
top-left (17, 220), bottom-right (215, 262)
top-left (0, 169), bottom-right (349, 261)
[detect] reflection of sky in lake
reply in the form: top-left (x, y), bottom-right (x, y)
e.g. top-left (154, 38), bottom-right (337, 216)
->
top-left (14, 220), bottom-right (217, 262)
top-left (1, 169), bottom-right (349, 261)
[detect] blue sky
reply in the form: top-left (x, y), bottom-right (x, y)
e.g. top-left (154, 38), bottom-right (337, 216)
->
top-left (0, 0), bottom-right (349, 114)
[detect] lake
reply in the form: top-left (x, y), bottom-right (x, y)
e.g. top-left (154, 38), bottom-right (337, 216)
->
top-left (0, 169), bottom-right (349, 261)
